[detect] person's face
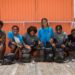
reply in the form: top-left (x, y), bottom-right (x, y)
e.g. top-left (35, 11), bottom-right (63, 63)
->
top-left (56, 29), bottom-right (62, 34)
top-left (12, 27), bottom-right (19, 35)
top-left (42, 20), bottom-right (48, 28)
top-left (30, 31), bottom-right (35, 36)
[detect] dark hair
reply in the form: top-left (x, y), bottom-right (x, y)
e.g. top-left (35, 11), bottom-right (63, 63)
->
top-left (55, 25), bottom-right (62, 30)
top-left (41, 18), bottom-right (49, 28)
top-left (12, 25), bottom-right (19, 30)
top-left (71, 29), bottom-right (75, 33)
top-left (0, 21), bottom-right (4, 27)
top-left (27, 26), bottom-right (37, 34)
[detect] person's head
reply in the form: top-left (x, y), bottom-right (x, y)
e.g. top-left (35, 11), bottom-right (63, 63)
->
top-left (41, 18), bottom-right (49, 28)
top-left (71, 29), bottom-right (75, 37)
top-left (27, 26), bottom-right (37, 36)
top-left (55, 25), bottom-right (62, 34)
top-left (12, 25), bottom-right (19, 35)
top-left (0, 21), bottom-right (4, 30)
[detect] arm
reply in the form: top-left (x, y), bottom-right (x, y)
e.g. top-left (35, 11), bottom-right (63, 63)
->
top-left (49, 28), bottom-right (56, 47)
top-left (61, 33), bottom-right (68, 48)
top-left (50, 28), bottom-right (54, 38)
top-left (0, 31), bottom-right (6, 44)
top-left (63, 32), bottom-right (68, 45)
top-left (8, 32), bottom-right (16, 45)
top-left (38, 29), bottom-right (41, 41)
top-left (22, 35), bottom-right (31, 50)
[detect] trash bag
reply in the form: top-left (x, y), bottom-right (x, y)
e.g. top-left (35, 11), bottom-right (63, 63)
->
top-left (54, 48), bottom-right (64, 63)
top-left (2, 53), bottom-right (15, 65)
top-left (44, 47), bottom-right (54, 62)
top-left (21, 48), bottom-right (31, 63)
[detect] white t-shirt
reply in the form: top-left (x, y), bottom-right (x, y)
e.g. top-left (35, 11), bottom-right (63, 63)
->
top-left (14, 36), bottom-right (22, 47)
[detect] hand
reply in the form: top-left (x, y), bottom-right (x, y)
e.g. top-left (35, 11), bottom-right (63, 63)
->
top-left (0, 38), bottom-right (2, 42)
top-left (25, 45), bottom-right (31, 51)
top-left (50, 39), bottom-right (54, 44)
top-left (61, 44), bottom-right (65, 48)
top-left (38, 42), bottom-right (44, 47)
top-left (11, 42), bottom-right (16, 45)
top-left (0, 44), bottom-right (3, 49)
top-left (52, 43), bottom-right (56, 48)
top-left (18, 45), bottom-right (23, 49)
top-left (38, 41), bottom-right (41, 45)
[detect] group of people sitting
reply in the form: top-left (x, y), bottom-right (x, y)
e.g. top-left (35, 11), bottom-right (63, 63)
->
top-left (0, 18), bottom-right (75, 63)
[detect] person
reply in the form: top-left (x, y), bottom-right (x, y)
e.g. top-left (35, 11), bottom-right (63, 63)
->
top-left (38, 18), bottom-right (54, 61)
top-left (53, 25), bottom-right (68, 61)
top-left (8, 25), bottom-right (29, 61)
top-left (23, 26), bottom-right (40, 61)
top-left (67, 29), bottom-right (75, 54)
top-left (63, 29), bottom-right (75, 61)
top-left (53, 25), bottom-right (68, 48)
top-left (0, 21), bottom-right (6, 60)
top-left (38, 18), bottom-right (54, 47)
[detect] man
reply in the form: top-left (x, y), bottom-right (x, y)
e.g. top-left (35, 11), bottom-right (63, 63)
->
top-left (0, 21), bottom-right (6, 60)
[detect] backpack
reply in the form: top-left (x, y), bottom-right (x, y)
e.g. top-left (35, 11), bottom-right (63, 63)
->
top-left (44, 47), bottom-right (54, 62)
top-left (54, 48), bottom-right (64, 63)
top-left (2, 53), bottom-right (15, 65)
top-left (21, 48), bottom-right (31, 63)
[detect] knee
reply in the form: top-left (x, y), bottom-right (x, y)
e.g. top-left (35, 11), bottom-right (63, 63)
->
top-left (9, 45), bottom-right (16, 53)
top-left (0, 44), bottom-right (5, 51)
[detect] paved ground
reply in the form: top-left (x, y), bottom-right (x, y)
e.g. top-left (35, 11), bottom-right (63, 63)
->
top-left (0, 61), bottom-right (75, 75)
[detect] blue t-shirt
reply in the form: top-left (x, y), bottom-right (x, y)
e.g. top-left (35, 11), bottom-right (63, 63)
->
top-left (38, 27), bottom-right (54, 46)
top-left (8, 31), bottom-right (23, 44)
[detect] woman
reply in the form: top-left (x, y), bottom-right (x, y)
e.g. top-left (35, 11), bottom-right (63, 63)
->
top-left (23, 26), bottom-right (40, 61)
top-left (38, 18), bottom-right (54, 47)
top-left (38, 18), bottom-right (54, 61)
top-left (8, 25), bottom-right (24, 61)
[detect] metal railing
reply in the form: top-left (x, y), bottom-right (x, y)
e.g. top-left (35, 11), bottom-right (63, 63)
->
top-left (3, 21), bottom-right (73, 24)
